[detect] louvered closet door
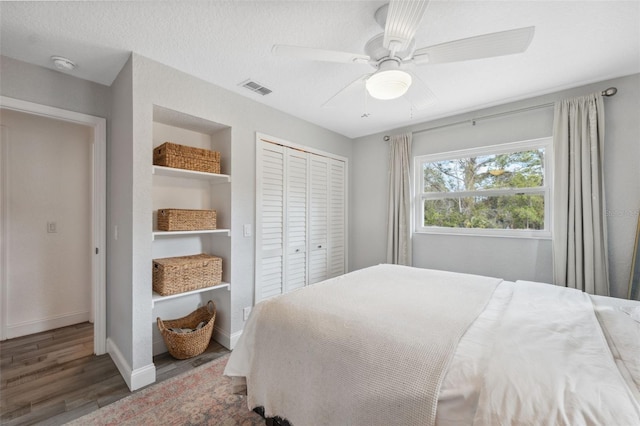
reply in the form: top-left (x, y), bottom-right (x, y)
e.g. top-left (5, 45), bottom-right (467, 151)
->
top-left (328, 159), bottom-right (346, 278)
top-left (285, 149), bottom-right (308, 292)
top-left (308, 156), bottom-right (329, 284)
top-left (257, 137), bottom-right (347, 302)
top-left (256, 143), bottom-right (285, 300)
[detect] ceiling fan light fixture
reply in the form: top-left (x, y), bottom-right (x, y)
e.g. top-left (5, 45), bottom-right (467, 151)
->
top-left (366, 69), bottom-right (412, 100)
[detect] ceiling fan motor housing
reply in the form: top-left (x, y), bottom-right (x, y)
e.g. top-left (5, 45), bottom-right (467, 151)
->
top-left (365, 33), bottom-right (415, 64)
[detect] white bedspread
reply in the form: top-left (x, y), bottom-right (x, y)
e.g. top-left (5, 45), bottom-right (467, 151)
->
top-left (225, 266), bottom-right (640, 425)
top-left (225, 264), bottom-right (501, 426)
top-left (438, 280), bottom-right (640, 425)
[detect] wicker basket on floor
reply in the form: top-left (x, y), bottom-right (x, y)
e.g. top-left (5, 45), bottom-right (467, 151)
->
top-left (157, 301), bottom-right (216, 359)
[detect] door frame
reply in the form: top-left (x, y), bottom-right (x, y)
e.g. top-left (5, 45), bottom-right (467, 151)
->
top-left (0, 96), bottom-right (107, 355)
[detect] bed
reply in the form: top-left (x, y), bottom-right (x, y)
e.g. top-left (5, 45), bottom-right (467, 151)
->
top-left (224, 264), bottom-right (640, 425)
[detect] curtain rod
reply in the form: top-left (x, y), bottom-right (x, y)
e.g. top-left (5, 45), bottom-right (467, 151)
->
top-left (383, 87), bottom-right (618, 141)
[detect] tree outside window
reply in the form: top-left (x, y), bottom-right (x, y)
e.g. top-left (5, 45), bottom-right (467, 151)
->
top-left (415, 138), bottom-right (552, 238)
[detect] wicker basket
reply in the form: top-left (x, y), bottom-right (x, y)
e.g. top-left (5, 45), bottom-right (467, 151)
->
top-left (153, 142), bottom-right (221, 174)
top-left (157, 208), bottom-right (217, 231)
top-left (157, 301), bottom-right (216, 359)
top-left (153, 254), bottom-right (222, 296)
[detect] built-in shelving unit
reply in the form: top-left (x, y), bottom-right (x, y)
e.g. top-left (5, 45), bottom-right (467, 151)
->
top-left (152, 229), bottom-right (230, 240)
top-left (151, 105), bottom-right (232, 355)
top-left (152, 165), bottom-right (230, 183)
top-left (152, 282), bottom-right (230, 307)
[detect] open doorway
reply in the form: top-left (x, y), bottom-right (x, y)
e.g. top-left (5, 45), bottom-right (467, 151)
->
top-left (0, 97), bottom-right (106, 354)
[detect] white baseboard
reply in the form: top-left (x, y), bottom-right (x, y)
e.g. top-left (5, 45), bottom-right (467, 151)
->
top-left (230, 330), bottom-right (242, 349)
top-left (213, 326), bottom-right (242, 350)
top-left (153, 337), bottom-right (168, 357)
top-left (6, 310), bottom-right (90, 339)
top-left (213, 326), bottom-right (230, 349)
top-left (131, 363), bottom-right (157, 391)
top-left (106, 337), bottom-right (156, 391)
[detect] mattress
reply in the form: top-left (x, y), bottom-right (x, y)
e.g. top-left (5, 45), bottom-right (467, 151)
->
top-left (225, 265), bottom-right (640, 425)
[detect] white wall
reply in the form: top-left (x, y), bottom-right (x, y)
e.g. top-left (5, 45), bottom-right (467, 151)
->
top-left (1, 108), bottom-right (92, 337)
top-left (351, 73), bottom-right (640, 299)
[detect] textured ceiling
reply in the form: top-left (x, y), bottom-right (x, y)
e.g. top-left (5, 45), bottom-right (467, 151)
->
top-left (1, 1), bottom-right (639, 138)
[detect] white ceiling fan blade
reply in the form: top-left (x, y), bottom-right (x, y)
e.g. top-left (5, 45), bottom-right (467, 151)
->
top-left (272, 45), bottom-right (370, 64)
top-left (412, 26), bottom-right (535, 65)
top-left (383, 0), bottom-right (430, 53)
top-left (403, 72), bottom-right (437, 110)
top-left (321, 74), bottom-right (371, 108)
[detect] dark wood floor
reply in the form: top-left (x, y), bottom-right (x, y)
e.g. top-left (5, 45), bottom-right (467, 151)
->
top-left (0, 322), bottom-right (230, 426)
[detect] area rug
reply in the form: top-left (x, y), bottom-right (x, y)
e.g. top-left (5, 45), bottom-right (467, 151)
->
top-left (66, 354), bottom-right (264, 425)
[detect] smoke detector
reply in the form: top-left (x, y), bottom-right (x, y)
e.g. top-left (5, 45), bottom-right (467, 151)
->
top-left (51, 56), bottom-right (76, 71)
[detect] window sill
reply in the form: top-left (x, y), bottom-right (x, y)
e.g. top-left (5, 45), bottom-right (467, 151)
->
top-left (414, 228), bottom-right (552, 240)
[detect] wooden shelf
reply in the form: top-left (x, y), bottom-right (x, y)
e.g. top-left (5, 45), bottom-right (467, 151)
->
top-left (152, 282), bottom-right (230, 307)
top-left (152, 165), bottom-right (230, 183)
top-left (152, 229), bottom-right (230, 240)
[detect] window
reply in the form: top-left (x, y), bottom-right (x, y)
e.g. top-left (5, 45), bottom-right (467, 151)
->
top-left (414, 138), bottom-right (552, 238)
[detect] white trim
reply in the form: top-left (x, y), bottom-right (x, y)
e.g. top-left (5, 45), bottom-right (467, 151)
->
top-left (414, 137), bottom-right (552, 238)
top-left (107, 338), bottom-right (156, 391)
top-left (5, 310), bottom-right (90, 339)
top-left (256, 132), bottom-right (348, 163)
top-left (229, 330), bottom-right (243, 349)
top-left (213, 324), bottom-right (241, 350)
top-left (0, 96), bottom-right (107, 355)
top-left (0, 125), bottom-right (8, 341)
top-left (106, 337), bottom-right (132, 390)
top-left (131, 364), bottom-right (157, 391)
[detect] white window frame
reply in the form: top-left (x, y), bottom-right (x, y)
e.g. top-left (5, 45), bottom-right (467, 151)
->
top-left (414, 137), bottom-right (553, 239)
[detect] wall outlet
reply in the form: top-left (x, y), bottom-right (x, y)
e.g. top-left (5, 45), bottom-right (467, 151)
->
top-left (47, 221), bottom-right (57, 233)
top-left (243, 306), bottom-right (252, 321)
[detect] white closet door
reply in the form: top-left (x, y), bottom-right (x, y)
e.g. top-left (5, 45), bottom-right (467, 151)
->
top-left (256, 142), bottom-right (285, 300)
top-left (256, 136), bottom-right (347, 303)
top-left (329, 159), bottom-right (346, 278)
top-left (309, 156), bottom-right (329, 284)
top-left (285, 149), bottom-right (308, 292)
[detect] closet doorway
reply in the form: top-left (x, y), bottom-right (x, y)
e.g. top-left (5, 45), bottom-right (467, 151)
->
top-left (255, 133), bottom-right (348, 302)
top-left (0, 97), bottom-right (106, 355)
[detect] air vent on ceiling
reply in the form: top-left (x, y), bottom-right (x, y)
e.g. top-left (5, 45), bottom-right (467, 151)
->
top-left (239, 79), bottom-right (272, 96)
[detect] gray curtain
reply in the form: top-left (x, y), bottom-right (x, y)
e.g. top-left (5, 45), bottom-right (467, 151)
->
top-left (386, 133), bottom-right (412, 266)
top-left (552, 93), bottom-right (609, 296)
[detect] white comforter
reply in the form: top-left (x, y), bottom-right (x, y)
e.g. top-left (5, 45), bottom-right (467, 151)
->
top-left (438, 280), bottom-right (640, 425)
top-left (225, 264), bottom-right (501, 426)
top-left (226, 265), bottom-right (640, 425)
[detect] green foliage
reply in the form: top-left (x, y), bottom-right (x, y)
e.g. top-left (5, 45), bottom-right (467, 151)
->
top-left (422, 149), bottom-right (545, 230)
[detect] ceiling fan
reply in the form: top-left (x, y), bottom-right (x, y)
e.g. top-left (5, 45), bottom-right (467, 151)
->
top-left (272, 0), bottom-right (535, 109)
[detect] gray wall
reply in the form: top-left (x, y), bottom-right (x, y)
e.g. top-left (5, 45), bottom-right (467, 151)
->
top-left (108, 56), bottom-right (135, 369)
top-left (0, 56), bottom-right (111, 119)
top-left (5, 51), bottom-right (638, 383)
top-left (351, 73), bottom-right (640, 299)
top-left (2, 53), bottom-right (353, 385)
top-left (123, 53), bottom-right (353, 373)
